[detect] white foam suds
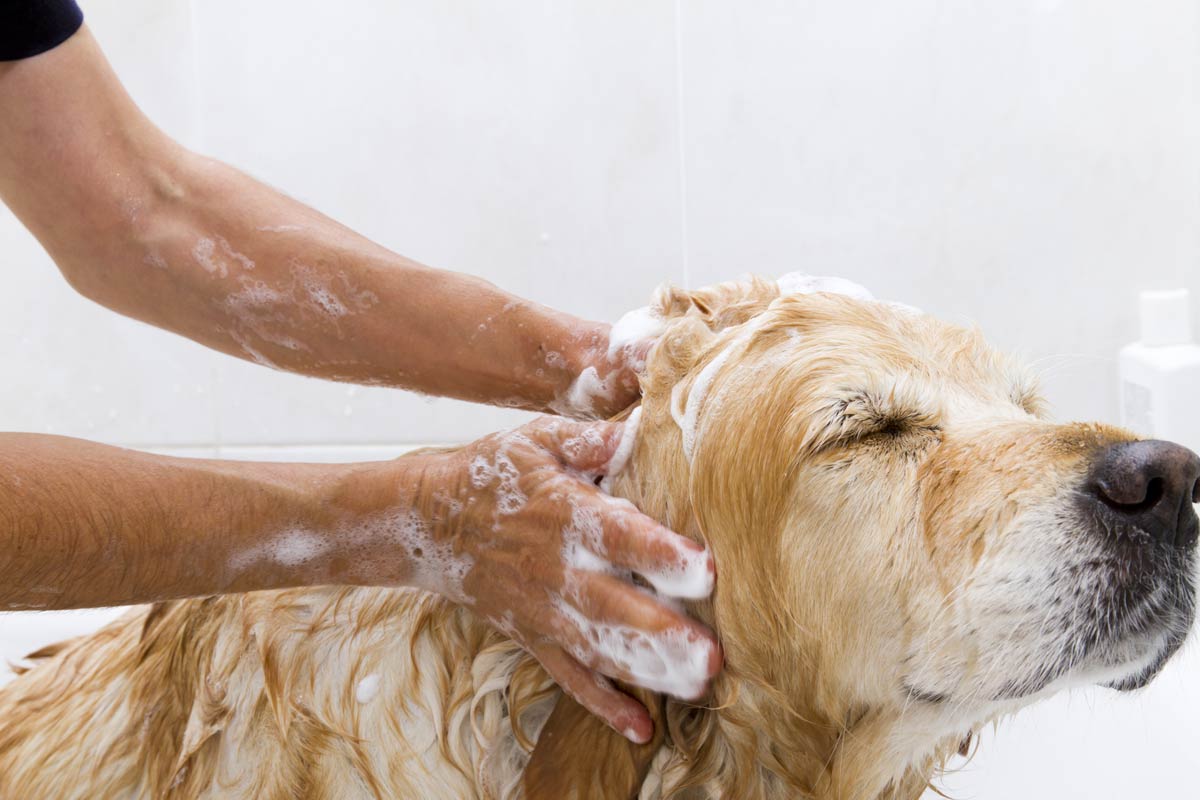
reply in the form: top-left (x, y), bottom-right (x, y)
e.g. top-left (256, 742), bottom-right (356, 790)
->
top-left (670, 314), bottom-right (773, 463)
top-left (256, 224), bottom-right (305, 233)
top-left (352, 509), bottom-right (474, 600)
top-left (220, 264), bottom-right (378, 360)
top-left (548, 303), bottom-right (666, 418)
top-left (776, 273), bottom-right (874, 300)
top-left (562, 422), bottom-right (715, 600)
top-left (491, 452), bottom-right (526, 516)
top-left (306, 285), bottom-right (348, 317)
top-left (776, 272), bottom-right (924, 315)
top-left (226, 278), bottom-right (285, 308)
top-left (671, 343), bottom-right (736, 463)
top-left (229, 528), bottom-right (332, 572)
top-left (556, 366), bottom-right (613, 419)
top-left (293, 265), bottom-right (349, 318)
top-left (336, 271), bottom-right (380, 311)
top-left (598, 407), bottom-right (641, 494)
top-left (562, 520), bottom-right (713, 601)
top-left (221, 279), bottom-right (309, 353)
top-left (564, 539), bottom-right (614, 575)
top-left (561, 501), bottom-right (613, 575)
top-left (219, 237), bottom-right (256, 271)
top-left (555, 589), bottom-right (714, 700)
top-left (355, 673), bottom-right (381, 704)
top-left (193, 236), bottom-right (256, 278)
top-left (640, 545), bottom-right (713, 600)
top-left (228, 510), bottom-right (474, 603)
top-left (607, 306), bottom-right (665, 362)
top-left (192, 238), bottom-right (226, 277)
top-left (469, 455), bottom-right (493, 488)
top-left (218, 261), bottom-right (374, 363)
top-left (467, 441), bottom-right (529, 523)
top-left (272, 530), bottom-right (332, 566)
top-left (560, 423), bottom-right (606, 466)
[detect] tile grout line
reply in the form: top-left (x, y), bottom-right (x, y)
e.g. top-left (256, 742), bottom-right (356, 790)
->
top-left (673, 0), bottom-right (690, 289)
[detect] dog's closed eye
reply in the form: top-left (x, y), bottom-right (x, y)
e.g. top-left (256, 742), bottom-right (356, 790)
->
top-left (797, 381), bottom-right (942, 456)
top-left (834, 389), bottom-right (941, 443)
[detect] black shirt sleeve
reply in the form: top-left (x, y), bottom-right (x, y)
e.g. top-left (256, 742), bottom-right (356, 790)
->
top-left (0, 0), bottom-right (84, 62)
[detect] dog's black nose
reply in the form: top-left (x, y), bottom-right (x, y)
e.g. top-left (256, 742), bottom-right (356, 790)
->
top-left (1090, 440), bottom-right (1200, 548)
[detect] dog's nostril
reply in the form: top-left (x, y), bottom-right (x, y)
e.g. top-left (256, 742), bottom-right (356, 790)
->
top-left (1097, 475), bottom-right (1164, 514)
top-left (1137, 476), bottom-right (1162, 512)
top-left (1089, 440), bottom-right (1200, 547)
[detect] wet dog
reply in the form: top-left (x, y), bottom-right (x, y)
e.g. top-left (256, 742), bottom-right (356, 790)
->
top-left (1, 276), bottom-right (1195, 799)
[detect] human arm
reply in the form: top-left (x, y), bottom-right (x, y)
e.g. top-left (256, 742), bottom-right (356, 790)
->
top-left (0, 25), bottom-right (645, 418)
top-left (0, 418), bottom-right (718, 742)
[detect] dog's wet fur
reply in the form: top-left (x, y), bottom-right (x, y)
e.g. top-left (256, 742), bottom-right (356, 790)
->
top-left (1, 276), bottom-right (1194, 799)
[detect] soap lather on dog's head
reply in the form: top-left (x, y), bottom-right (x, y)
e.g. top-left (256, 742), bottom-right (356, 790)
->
top-left (624, 274), bottom-right (1199, 750)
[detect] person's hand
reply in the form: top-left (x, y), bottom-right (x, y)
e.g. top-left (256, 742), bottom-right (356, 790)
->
top-left (400, 417), bottom-right (720, 743)
top-left (549, 308), bottom-right (664, 420)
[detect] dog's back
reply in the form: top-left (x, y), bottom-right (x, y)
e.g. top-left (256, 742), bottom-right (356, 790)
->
top-left (0, 586), bottom-right (557, 799)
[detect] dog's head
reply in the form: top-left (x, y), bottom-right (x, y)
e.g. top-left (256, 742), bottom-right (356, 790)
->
top-left (532, 276), bottom-right (1200, 799)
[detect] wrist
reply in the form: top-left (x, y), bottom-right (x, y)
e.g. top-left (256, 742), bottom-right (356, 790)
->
top-left (213, 460), bottom-right (350, 592)
top-left (316, 451), bottom-right (453, 589)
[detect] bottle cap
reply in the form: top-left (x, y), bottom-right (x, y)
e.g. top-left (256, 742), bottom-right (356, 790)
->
top-left (1140, 288), bottom-right (1192, 346)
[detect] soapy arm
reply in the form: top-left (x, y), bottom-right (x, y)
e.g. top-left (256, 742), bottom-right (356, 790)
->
top-left (0, 433), bottom-right (354, 608)
top-left (0, 417), bottom-right (720, 742)
top-left (0, 25), bottom-right (644, 419)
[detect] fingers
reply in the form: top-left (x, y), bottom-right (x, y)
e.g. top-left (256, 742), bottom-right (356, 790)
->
top-left (532, 641), bottom-right (654, 744)
top-left (525, 416), bottom-right (625, 474)
top-left (553, 569), bottom-right (722, 701)
top-left (526, 412), bottom-right (716, 601)
top-left (524, 407), bottom-right (642, 485)
top-left (566, 568), bottom-right (697, 634)
top-left (581, 501), bottom-right (714, 600)
top-left (512, 413), bottom-right (723, 702)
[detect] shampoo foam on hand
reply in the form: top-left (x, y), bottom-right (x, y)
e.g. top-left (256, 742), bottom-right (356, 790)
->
top-left (1119, 289), bottom-right (1200, 451)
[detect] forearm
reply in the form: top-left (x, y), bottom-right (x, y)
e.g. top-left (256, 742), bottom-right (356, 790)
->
top-left (79, 151), bottom-right (604, 409)
top-left (0, 27), bottom-right (628, 415)
top-left (0, 433), bottom-right (419, 609)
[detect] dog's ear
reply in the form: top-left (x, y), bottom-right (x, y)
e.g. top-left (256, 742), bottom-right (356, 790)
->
top-left (653, 275), bottom-right (780, 331)
top-left (641, 276), bottom-right (782, 397)
top-left (523, 689), bottom-right (666, 800)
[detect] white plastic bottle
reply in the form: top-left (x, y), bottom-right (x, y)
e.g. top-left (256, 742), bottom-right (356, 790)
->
top-left (1118, 289), bottom-right (1200, 450)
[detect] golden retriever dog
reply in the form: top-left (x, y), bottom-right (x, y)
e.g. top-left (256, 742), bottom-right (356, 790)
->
top-left (1, 275), bottom-right (1197, 799)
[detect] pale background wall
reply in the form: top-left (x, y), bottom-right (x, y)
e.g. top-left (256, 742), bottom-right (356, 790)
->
top-left (2, 1), bottom-right (1199, 796)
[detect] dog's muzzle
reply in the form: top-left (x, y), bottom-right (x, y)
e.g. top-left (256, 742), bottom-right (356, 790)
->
top-left (1076, 439), bottom-right (1200, 689)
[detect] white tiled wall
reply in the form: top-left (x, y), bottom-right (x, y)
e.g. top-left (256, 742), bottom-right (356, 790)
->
top-left (191, 0), bottom-right (684, 446)
top-left (3, 1), bottom-right (1200, 796)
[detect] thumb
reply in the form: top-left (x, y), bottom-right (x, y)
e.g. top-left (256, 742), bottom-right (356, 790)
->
top-left (527, 417), bottom-right (630, 474)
